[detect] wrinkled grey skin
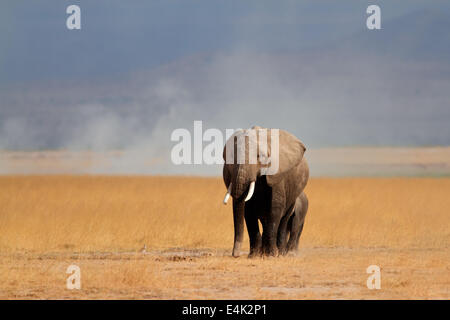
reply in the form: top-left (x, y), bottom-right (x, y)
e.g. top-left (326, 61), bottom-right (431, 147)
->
top-left (223, 127), bottom-right (309, 257)
top-left (278, 192), bottom-right (309, 255)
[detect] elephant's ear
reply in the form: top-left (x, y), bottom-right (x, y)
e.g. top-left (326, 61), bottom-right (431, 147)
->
top-left (265, 129), bottom-right (306, 186)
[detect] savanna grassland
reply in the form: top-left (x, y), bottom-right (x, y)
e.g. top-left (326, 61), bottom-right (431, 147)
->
top-left (0, 176), bottom-right (449, 299)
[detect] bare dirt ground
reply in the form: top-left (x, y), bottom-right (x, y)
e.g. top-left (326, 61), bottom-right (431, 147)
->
top-left (0, 176), bottom-right (449, 299)
top-left (1, 247), bottom-right (448, 299)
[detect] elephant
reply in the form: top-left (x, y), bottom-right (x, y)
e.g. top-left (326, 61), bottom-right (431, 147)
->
top-left (278, 192), bottom-right (309, 255)
top-left (222, 126), bottom-right (309, 257)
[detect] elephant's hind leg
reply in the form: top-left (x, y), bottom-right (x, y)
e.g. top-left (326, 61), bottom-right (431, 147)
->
top-left (277, 206), bottom-right (295, 256)
top-left (286, 221), bottom-right (304, 253)
top-left (286, 193), bottom-right (308, 253)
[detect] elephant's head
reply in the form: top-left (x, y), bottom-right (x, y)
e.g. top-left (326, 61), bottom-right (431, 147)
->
top-left (222, 126), bottom-right (306, 204)
top-left (222, 126), bottom-right (306, 257)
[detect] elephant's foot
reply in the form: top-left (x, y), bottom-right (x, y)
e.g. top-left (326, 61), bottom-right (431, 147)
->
top-left (248, 247), bottom-right (262, 258)
top-left (286, 242), bottom-right (299, 254)
top-left (232, 241), bottom-right (242, 258)
top-left (262, 245), bottom-right (279, 257)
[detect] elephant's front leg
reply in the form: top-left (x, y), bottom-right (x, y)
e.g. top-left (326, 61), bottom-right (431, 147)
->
top-left (262, 207), bottom-right (283, 257)
top-left (232, 199), bottom-right (245, 257)
top-left (245, 211), bottom-right (262, 258)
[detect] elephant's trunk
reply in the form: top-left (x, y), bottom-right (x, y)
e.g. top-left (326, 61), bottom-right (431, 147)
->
top-left (232, 165), bottom-right (247, 199)
top-left (232, 199), bottom-right (245, 257)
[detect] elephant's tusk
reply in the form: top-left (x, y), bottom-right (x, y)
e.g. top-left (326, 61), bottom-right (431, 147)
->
top-left (244, 181), bottom-right (255, 202)
top-left (223, 183), bottom-right (232, 204)
top-left (223, 193), bottom-right (230, 204)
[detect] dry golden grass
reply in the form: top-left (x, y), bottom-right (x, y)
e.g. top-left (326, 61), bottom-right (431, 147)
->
top-left (0, 176), bottom-right (449, 299)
